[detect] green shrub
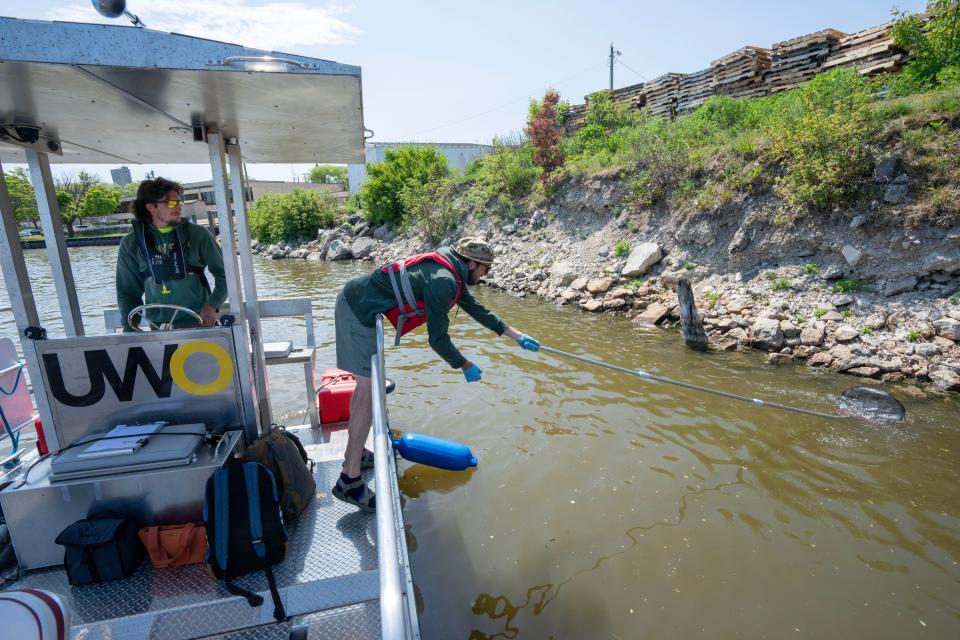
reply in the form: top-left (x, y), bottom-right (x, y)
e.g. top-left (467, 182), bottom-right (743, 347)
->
top-left (705, 291), bottom-right (722, 307)
top-left (682, 261), bottom-right (697, 270)
top-left (764, 270), bottom-right (777, 280)
top-left (769, 68), bottom-right (876, 211)
top-left (841, 309), bottom-right (854, 318)
top-left (772, 277), bottom-right (791, 291)
top-left (906, 328), bottom-right (922, 342)
top-left (891, 1), bottom-right (960, 94)
top-left (861, 325), bottom-right (874, 335)
top-left (397, 178), bottom-right (459, 243)
top-left (248, 189), bottom-right (339, 243)
top-left (950, 296), bottom-right (959, 304)
top-left (358, 146), bottom-right (449, 225)
top-left (465, 142), bottom-right (538, 205)
top-left (814, 309), bottom-right (828, 318)
top-left (613, 241), bottom-right (630, 257)
top-left (803, 263), bottom-right (820, 274)
top-left (629, 278), bottom-right (643, 288)
top-left (831, 278), bottom-right (868, 293)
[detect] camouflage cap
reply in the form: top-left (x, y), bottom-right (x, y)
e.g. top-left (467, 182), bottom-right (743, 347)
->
top-left (453, 237), bottom-right (495, 265)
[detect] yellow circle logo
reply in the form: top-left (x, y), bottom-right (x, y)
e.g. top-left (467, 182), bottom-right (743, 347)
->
top-left (169, 340), bottom-right (234, 396)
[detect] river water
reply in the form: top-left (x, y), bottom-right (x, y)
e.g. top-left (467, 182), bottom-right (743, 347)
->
top-left (2, 246), bottom-right (959, 639)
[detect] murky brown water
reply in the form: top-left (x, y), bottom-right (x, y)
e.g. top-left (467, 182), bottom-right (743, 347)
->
top-left (3, 247), bottom-right (959, 639)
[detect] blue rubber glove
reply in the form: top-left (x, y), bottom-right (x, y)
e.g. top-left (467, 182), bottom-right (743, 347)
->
top-left (463, 363), bottom-right (482, 383)
top-left (515, 334), bottom-right (540, 351)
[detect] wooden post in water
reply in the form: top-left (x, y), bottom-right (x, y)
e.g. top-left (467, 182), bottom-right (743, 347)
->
top-left (677, 278), bottom-right (708, 351)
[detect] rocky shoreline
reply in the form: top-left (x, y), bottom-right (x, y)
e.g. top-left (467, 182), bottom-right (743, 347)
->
top-left (251, 174), bottom-right (960, 396)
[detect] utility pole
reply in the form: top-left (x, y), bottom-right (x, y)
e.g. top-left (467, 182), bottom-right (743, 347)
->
top-left (609, 43), bottom-right (621, 90)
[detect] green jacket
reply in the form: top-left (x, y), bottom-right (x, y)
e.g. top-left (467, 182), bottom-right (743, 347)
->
top-left (115, 220), bottom-right (228, 331)
top-left (343, 247), bottom-right (506, 369)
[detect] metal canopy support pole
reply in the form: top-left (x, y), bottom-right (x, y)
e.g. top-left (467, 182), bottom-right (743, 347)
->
top-left (226, 139), bottom-right (273, 429)
top-left (0, 161), bottom-right (40, 332)
top-left (26, 149), bottom-right (84, 337)
top-left (207, 129), bottom-right (261, 441)
top-left (0, 159), bottom-right (60, 453)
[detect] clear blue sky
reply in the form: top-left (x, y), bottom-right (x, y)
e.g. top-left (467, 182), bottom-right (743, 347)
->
top-left (0, 0), bottom-right (928, 182)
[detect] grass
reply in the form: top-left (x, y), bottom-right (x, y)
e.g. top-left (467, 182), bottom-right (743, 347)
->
top-left (705, 291), bottom-right (722, 307)
top-left (861, 325), bottom-right (874, 335)
top-left (814, 308), bottom-right (828, 318)
top-left (764, 270), bottom-right (777, 280)
top-left (803, 263), bottom-right (820, 274)
top-left (772, 277), bottom-right (791, 291)
top-left (629, 278), bottom-right (643, 288)
top-left (831, 278), bottom-right (869, 294)
top-left (841, 309), bottom-right (854, 318)
top-left (950, 296), bottom-right (958, 305)
top-left (682, 261), bottom-right (697, 270)
top-left (907, 328), bottom-right (922, 342)
top-left (613, 241), bottom-right (630, 257)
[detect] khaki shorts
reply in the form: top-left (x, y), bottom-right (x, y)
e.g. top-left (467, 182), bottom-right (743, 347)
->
top-left (335, 291), bottom-right (376, 378)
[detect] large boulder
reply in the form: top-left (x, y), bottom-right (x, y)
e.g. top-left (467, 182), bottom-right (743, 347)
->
top-left (634, 301), bottom-right (670, 325)
top-left (351, 237), bottom-right (377, 259)
top-left (800, 322), bottom-right (826, 346)
top-left (586, 277), bottom-right (614, 294)
top-left (841, 245), bottom-right (862, 267)
top-left (621, 243), bottom-right (663, 277)
top-left (549, 260), bottom-right (578, 287)
top-left (883, 276), bottom-right (918, 297)
top-left (325, 238), bottom-right (353, 261)
top-left (750, 318), bottom-right (784, 351)
top-left (929, 366), bottom-right (960, 391)
top-left (934, 317), bottom-right (960, 341)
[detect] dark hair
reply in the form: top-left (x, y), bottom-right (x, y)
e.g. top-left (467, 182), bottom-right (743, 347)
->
top-left (133, 178), bottom-right (182, 225)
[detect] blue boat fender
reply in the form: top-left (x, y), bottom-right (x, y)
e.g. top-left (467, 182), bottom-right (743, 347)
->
top-left (392, 432), bottom-right (478, 471)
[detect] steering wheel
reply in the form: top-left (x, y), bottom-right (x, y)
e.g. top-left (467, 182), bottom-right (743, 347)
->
top-left (127, 303), bottom-right (203, 332)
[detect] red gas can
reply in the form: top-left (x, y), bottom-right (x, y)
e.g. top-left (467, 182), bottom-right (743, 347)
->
top-left (317, 368), bottom-right (356, 424)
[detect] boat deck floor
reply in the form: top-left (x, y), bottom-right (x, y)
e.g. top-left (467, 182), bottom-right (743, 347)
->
top-left (6, 425), bottom-right (386, 640)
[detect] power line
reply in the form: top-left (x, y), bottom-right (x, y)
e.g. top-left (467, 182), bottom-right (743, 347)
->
top-left (397, 59), bottom-right (608, 139)
top-left (616, 57), bottom-right (649, 83)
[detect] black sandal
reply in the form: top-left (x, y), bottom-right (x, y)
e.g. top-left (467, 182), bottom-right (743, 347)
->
top-left (332, 476), bottom-right (376, 512)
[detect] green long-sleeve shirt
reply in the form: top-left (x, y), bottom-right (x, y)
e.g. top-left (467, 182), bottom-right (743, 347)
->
top-left (342, 247), bottom-right (506, 369)
top-left (115, 221), bottom-right (228, 331)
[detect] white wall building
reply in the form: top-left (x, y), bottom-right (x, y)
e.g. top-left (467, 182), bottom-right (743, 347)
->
top-left (347, 142), bottom-right (495, 194)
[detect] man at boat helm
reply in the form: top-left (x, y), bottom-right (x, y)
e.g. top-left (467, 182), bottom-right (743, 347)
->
top-left (333, 236), bottom-right (540, 511)
top-left (116, 178), bottom-right (228, 331)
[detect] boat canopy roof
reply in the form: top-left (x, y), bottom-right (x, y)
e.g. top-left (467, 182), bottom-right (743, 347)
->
top-left (0, 17), bottom-right (364, 164)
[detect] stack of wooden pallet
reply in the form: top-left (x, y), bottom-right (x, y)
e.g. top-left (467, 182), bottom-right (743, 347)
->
top-left (676, 68), bottom-right (714, 115)
top-left (710, 46), bottom-right (771, 100)
top-left (822, 22), bottom-right (907, 77)
top-left (564, 102), bottom-right (587, 133)
top-left (645, 73), bottom-right (686, 119)
top-left (612, 82), bottom-right (646, 110)
top-left (767, 28), bottom-right (846, 93)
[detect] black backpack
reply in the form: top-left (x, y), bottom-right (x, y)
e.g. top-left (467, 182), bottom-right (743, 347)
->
top-left (204, 461), bottom-right (288, 621)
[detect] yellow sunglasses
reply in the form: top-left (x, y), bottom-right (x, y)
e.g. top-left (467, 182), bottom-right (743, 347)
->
top-left (153, 199), bottom-right (183, 209)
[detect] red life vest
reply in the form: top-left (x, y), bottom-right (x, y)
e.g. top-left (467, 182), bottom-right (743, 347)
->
top-left (381, 251), bottom-right (463, 344)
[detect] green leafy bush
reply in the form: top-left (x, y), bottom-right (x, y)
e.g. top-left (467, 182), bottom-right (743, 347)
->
top-left (772, 277), bottom-right (791, 291)
top-left (891, 1), bottom-right (960, 94)
top-left (906, 328), bottom-right (922, 342)
top-left (613, 240), bottom-right (630, 257)
top-left (397, 178), bottom-right (459, 243)
top-left (831, 278), bottom-right (868, 293)
top-left (814, 309), bottom-right (828, 318)
top-left (358, 146), bottom-right (449, 225)
top-left (803, 263), bottom-right (820, 274)
top-left (248, 189), bottom-right (339, 243)
top-left (768, 68), bottom-right (876, 211)
top-left (464, 142), bottom-right (538, 207)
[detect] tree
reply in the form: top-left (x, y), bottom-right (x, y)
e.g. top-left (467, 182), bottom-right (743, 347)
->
top-left (892, 0), bottom-right (960, 93)
top-left (56, 170), bottom-right (100, 225)
top-left (358, 146), bottom-right (449, 225)
top-left (78, 184), bottom-right (121, 221)
top-left (4, 168), bottom-right (38, 226)
top-left (248, 189), bottom-right (340, 243)
top-left (306, 165), bottom-right (348, 188)
top-left (56, 189), bottom-right (79, 236)
top-left (526, 90), bottom-right (566, 183)
top-left (120, 181), bottom-right (140, 198)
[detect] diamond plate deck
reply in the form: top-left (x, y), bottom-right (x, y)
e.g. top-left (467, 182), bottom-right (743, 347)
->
top-left (4, 425), bottom-right (407, 639)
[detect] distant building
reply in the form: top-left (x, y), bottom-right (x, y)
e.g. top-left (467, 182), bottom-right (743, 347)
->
top-left (347, 142), bottom-right (496, 194)
top-left (114, 179), bottom-right (348, 226)
top-left (110, 165), bottom-right (132, 186)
